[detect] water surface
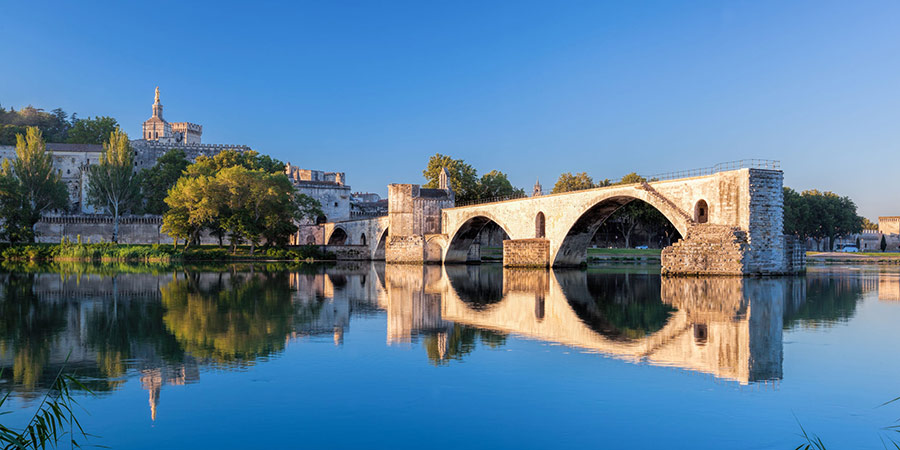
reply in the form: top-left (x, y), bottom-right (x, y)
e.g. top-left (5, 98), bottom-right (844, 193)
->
top-left (1, 262), bottom-right (898, 448)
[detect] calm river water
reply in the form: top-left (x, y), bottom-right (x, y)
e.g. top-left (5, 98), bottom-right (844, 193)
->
top-left (1, 262), bottom-right (898, 449)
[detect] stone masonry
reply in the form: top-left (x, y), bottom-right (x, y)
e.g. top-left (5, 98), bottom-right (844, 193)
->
top-left (660, 225), bottom-right (749, 275)
top-left (503, 239), bottom-right (550, 268)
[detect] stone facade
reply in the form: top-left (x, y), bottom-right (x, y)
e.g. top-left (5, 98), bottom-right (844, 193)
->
top-left (386, 235), bottom-right (426, 264)
top-left (34, 214), bottom-right (217, 245)
top-left (142, 87), bottom-right (202, 145)
top-left (285, 163), bottom-right (351, 223)
top-left (880, 217), bottom-right (900, 235)
top-left (0, 143), bottom-right (102, 213)
top-left (502, 239), bottom-right (550, 268)
top-left (385, 172), bottom-right (454, 264)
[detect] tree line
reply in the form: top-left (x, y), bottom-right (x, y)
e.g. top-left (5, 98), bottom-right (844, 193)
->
top-left (0, 104), bottom-right (119, 145)
top-left (0, 126), bottom-right (321, 252)
top-left (422, 153), bottom-right (524, 202)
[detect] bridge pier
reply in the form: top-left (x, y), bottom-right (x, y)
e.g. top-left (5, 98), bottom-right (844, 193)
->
top-left (502, 239), bottom-right (550, 268)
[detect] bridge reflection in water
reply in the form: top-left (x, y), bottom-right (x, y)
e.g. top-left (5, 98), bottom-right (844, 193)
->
top-left (2, 262), bottom-right (884, 419)
top-left (380, 264), bottom-right (798, 384)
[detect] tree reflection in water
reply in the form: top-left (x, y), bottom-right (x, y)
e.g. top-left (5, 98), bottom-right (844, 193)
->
top-left (423, 325), bottom-right (507, 366)
top-left (0, 262), bottom-right (889, 402)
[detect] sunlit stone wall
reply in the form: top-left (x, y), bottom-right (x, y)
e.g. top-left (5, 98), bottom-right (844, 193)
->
top-left (502, 239), bottom-right (550, 268)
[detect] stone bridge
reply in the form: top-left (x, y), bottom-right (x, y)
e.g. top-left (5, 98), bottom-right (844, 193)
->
top-left (321, 162), bottom-right (804, 275)
top-left (436, 166), bottom-right (803, 275)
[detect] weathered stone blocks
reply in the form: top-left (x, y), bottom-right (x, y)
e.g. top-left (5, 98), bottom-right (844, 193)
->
top-left (503, 239), bottom-right (550, 268)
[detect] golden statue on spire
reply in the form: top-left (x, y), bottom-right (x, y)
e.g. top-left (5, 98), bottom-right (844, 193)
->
top-left (154, 86), bottom-right (160, 103)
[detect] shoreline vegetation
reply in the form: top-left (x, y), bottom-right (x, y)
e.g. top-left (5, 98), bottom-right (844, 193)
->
top-left (0, 241), bottom-right (335, 264)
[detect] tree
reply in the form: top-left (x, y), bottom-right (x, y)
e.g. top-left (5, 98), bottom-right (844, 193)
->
top-left (87, 129), bottom-right (141, 242)
top-left (66, 116), bottom-right (119, 145)
top-left (422, 153), bottom-right (480, 201)
top-left (862, 217), bottom-right (878, 231)
top-left (477, 170), bottom-right (524, 199)
top-left (0, 127), bottom-right (69, 242)
top-left (0, 161), bottom-right (32, 243)
top-left (185, 149), bottom-right (284, 178)
top-left (783, 187), bottom-right (863, 248)
top-left (0, 105), bottom-right (72, 144)
top-left (881, 235), bottom-right (888, 252)
top-left (161, 175), bottom-right (219, 249)
top-left (552, 172), bottom-right (595, 193)
top-left (139, 148), bottom-right (190, 214)
top-left (162, 161), bottom-right (321, 252)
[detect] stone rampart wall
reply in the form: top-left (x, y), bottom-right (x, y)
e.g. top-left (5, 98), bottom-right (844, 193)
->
top-left (35, 215), bottom-right (221, 245)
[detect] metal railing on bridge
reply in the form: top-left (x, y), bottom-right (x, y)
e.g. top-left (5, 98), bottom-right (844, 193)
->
top-left (452, 159), bottom-right (780, 207)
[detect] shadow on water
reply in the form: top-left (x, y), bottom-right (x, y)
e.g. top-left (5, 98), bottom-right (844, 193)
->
top-left (0, 261), bottom-right (891, 408)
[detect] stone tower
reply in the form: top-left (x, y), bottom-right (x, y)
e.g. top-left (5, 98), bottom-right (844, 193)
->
top-left (533, 179), bottom-right (542, 197)
top-left (142, 86), bottom-right (172, 141)
top-left (439, 167), bottom-right (451, 190)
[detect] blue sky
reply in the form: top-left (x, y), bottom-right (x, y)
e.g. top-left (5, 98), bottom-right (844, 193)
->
top-left (1, 1), bottom-right (897, 219)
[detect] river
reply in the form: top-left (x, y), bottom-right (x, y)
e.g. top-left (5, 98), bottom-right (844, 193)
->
top-left (0, 262), bottom-right (898, 448)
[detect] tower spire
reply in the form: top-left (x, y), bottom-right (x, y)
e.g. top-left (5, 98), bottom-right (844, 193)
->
top-left (152, 86), bottom-right (163, 119)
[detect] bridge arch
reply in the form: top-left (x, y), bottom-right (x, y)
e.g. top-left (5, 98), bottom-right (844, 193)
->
top-left (373, 227), bottom-right (388, 260)
top-left (327, 227), bottom-right (348, 245)
top-left (444, 212), bottom-right (514, 264)
top-left (552, 188), bottom-right (691, 266)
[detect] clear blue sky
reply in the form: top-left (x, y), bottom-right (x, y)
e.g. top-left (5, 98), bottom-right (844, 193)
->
top-left (1, 1), bottom-right (897, 219)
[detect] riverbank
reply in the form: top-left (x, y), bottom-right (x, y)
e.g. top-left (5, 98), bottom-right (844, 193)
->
top-left (807, 251), bottom-right (900, 264)
top-left (0, 243), bottom-right (335, 263)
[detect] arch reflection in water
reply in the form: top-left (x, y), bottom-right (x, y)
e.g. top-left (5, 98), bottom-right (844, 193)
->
top-left (432, 265), bottom-right (801, 384)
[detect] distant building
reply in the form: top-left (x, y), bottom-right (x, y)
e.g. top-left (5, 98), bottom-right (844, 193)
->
top-left (0, 143), bottom-right (102, 213)
top-left (351, 192), bottom-right (388, 218)
top-left (879, 216), bottom-right (900, 235)
top-left (142, 86), bottom-right (202, 145)
top-left (284, 162), bottom-right (351, 223)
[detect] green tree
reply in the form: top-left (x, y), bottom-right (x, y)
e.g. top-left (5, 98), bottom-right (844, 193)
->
top-left (551, 172), bottom-right (595, 193)
top-left (139, 148), bottom-right (190, 214)
top-left (0, 127), bottom-right (69, 242)
top-left (422, 153), bottom-right (479, 201)
top-left (0, 105), bottom-right (72, 144)
top-left (477, 170), bottom-right (524, 199)
top-left (161, 175), bottom-right (219, 249)
top-left (66, 116), bottom-right (119, 144)
top-left (783, 187), bottom-right (863, 249)
top-left (185, 149), bottom-right (284, 177)
top-left (862, 217), bottom-right (878, 231)
top-left (162, 160), bottom-right (321, 252)
top-left (86, 129), bottom-right (141, 242)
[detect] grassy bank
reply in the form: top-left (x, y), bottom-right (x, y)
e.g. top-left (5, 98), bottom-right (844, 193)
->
top-left (0, 242), bottom-right (335, 263)
top-left (807, 251), bottom-right (900, 264)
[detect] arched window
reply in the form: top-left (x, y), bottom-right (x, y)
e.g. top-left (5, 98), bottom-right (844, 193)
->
top-left (694, 200), bottom-right (709, 224)
top-left (535, 212), bottom-right (546, 238)
top-left (316, 215), bottom-right (327, 225)
top-left (360, 233), bottom-right (367, 246)
top-left (306, 236), bottom-right (316, 245)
